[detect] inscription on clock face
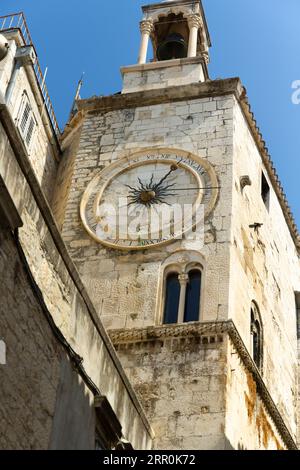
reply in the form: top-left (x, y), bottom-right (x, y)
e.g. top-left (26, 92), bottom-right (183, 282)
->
top-left (80, 149), bottom-right (219, 251)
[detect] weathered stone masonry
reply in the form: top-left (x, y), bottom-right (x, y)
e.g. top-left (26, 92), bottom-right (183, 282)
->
top-left (56, 75), bottom-right (300, 449)
top-left (2, 0), bottom-right (300, 451)
top-left (0, 94), bottom-right (153, 450)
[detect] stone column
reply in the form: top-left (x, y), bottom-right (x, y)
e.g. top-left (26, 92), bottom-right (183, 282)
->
top-left (187, 14), bottom-right (201, 58)
top-left (177, 274), bottom-right (189, 324)
top-left (138, 20), bottom-right (154, 65)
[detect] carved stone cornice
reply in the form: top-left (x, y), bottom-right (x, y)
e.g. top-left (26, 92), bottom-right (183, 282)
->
top-left (109, 320), bottom-right (298, 450)
top-left (109, 321), bottom-right (228, 344)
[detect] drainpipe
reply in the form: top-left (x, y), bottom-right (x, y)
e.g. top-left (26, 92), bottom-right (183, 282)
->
top-left (5, 59), bottom-right (21, 105)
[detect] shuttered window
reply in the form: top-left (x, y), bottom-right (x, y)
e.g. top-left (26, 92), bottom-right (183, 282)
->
top-left (18, 93), bottom-right (36, 148)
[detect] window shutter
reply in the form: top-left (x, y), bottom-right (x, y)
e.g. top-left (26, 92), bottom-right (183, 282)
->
top-left (26, 117), bottom-right (35, 145)
top-left (20, 102), bottom-right (31, 134)
top-left (18, 94), bottom-right (36, 148)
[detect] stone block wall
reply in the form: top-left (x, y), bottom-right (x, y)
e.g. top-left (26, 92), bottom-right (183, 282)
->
top-left (0, 114), bottom-right (153, 450)
top-left (225, 335), bottom-right (286, 450)
top-left (110, 323), bottom-right (292, 450)
top-left (57, 82), bottom-right (300, 448)
top-left (113, 330), bottom-right (228, 450)
top-left (0, 230), bottom-right (95, 450)
top-left (59, 94), bottom-right (234, 333)
top-left (229, 98), bottom-right (300, 438)
top-left (0, 32), bottom-right (59, 203)
top-left (122, 58), bottom-right (205, 94)
top-left (52, 123), bottom-right (83, 230)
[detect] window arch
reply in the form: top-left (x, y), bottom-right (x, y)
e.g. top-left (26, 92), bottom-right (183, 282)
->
top-left (250, 302), bottom-right (263, 371)
top-left (163, 273), bottom-right (181, 324)
top-left (163, 267), bottom-right (202, 325)
top-left (184, 270), bottom-right (202, 323)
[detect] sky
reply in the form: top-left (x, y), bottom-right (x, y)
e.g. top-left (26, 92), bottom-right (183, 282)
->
top-left (1, 0), bottom-right (300, 228)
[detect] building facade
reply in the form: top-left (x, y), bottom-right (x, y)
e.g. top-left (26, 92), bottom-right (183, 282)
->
top-left (1, 0), bottom-right (300, 450)
top-left (0, 13), bottom-right (153, 450)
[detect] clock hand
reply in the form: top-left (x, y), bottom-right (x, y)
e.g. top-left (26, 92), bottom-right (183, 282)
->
top-left (153, 164), bottom-right (179, 190)
top-left (125, 164), bottom-right (181, 207)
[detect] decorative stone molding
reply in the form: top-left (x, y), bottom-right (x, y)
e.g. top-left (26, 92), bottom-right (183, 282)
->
top-left (187, 14), bottom-right (202, 30)
top-left (201, 50), bottom-right (209, 65)
top-left (109, 320), bottom-right (229, 345)
top-left (144, 7), bottom-right (191, 26)
top-left (240, 175), bottom-right (252, 190)
top-left (156, 250), bottom-right (206, 325)
top-left (109, 320), bottom-right (298, 450)
top-left (109, 321), bottom-right (226, 344)
top-left (139, 20), bottom-right (154, 35)
top-left (178, 273), bottom-right (189, 285)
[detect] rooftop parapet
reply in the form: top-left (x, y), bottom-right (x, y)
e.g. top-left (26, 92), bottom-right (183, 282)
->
top-left (0, 12), bottom-right (60, 136)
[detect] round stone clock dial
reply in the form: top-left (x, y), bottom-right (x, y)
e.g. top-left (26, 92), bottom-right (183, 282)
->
top-left (80, 149), bottom-right (218, 251)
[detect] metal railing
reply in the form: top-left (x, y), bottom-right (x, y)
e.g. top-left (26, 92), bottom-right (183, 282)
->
top-left (0, 12), bottom-right (60, 136)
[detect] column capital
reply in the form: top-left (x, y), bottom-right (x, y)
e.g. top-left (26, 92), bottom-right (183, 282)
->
top-left (140, 20), bottom-right (154, 35)
top-left (178, 273), bottom-right (189, 286)
top-left (187, 14), bottom-right (202, 30)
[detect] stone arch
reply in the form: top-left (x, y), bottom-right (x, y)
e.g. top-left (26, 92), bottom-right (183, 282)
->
top-left (156, 250), bottom-right (206, 325)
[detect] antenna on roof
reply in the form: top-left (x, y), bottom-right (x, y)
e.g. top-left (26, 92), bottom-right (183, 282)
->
top-left (69, 72), bottom-right (85, 121)
top-left (75, 72), bottom-right (85, 100)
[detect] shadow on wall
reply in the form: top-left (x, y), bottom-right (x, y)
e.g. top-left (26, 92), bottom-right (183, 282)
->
top-left (0, 230), bottom-right (95, 450)
top-left (49, 357), bottom-right (95, 450)
top-left (40, 141), bottom-right (59, 205)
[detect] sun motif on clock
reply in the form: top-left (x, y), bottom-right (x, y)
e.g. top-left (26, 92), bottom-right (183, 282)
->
top-left (80, 149), bottom-right (219, 251)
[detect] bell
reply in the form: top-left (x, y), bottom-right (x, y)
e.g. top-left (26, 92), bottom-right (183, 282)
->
top-left (156, 33), bottom-right (187, 61)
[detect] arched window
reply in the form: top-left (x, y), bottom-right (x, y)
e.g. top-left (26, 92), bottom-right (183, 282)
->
top-left (163, 273), bottom-right (181, 324)
top-left (250, 303), bottom-right (263, 371)
top-left (184, 270), bottom-right (202, 323)
top-left (163, 269), bottom-right (202, 325)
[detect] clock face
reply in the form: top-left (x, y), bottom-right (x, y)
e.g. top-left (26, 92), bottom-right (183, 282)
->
top-left (80, 149), bottom-right (218, 250)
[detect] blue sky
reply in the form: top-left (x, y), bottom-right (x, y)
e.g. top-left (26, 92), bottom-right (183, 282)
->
top-left (2, 0), bottom-right (300, 228)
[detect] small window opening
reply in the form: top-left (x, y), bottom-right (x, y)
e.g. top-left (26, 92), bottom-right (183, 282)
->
top-left (295, 292), bottom-right (300, 340)
top-left (261, 172), bottom-right (270, 210)
top-left (250, 305), bottom-right (263, 372)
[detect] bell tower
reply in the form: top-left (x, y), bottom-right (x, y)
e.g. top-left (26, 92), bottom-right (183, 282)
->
top-left (56, 0), bottom-right (300, 451)
top-left (122, 0), bottom-right (211, 93)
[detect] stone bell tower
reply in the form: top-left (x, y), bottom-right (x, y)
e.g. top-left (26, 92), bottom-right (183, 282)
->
top-left (122, 0), bottom-right (210, 93)
top-left (55, 0), bottom-right (300, 450)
